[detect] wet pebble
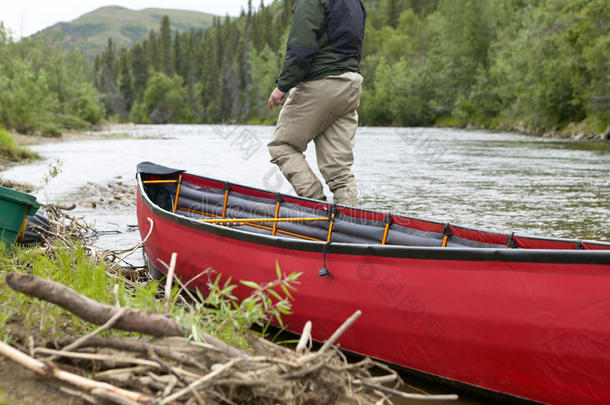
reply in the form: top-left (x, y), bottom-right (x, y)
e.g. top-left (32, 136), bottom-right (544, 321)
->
top-left (76, 177), bottom-right (136, 210)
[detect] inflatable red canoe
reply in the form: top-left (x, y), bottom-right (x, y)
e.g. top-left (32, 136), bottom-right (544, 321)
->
top-left (136, 162), bottom-right (610, 405)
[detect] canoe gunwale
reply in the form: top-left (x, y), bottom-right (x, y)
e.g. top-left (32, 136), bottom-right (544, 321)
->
top-left (136, 173), bottom-right (610, 266)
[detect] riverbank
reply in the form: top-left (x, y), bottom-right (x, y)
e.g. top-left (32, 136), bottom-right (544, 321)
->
top-left (540, 121), bottom-right (610, 141)
top-left (8, 124), bottom-right (144, 146)
top-left (0, 124), bottom-right (164, 173)
top-left (0, 130), bottom-right (92, 172)
top-left (0, 202), bottom-right (439, 405)
top-left (434, 118), bottom-right (610, 141)
top-left (0, 129), bottom-right (38, 171)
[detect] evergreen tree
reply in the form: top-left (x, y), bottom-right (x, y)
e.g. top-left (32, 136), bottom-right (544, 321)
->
top-left (130, 43), bottom-right (148, 99)
top-left (147, 30), bottom-right (160, 72)
top-left (174, 32), bottom-right (183, 78)
top-left (387, 0), bottom-right (400, 28)
top-left (118, 48), bottom-right (134, 112)
top-left (160, 16), bottom-right (174, 75)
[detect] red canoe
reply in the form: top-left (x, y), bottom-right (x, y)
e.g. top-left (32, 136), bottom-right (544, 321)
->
top-left (136, 162), bottom-right (610, 405)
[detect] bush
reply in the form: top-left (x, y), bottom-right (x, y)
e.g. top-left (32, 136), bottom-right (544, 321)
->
top-left (0, 128), bottom-right (38, 161)
top-left (40, 124), bottom-right (63, 138)
top-left (141, 73), bottom-right (191, 123)
top-left (0, 59), bottom-right (53, 133)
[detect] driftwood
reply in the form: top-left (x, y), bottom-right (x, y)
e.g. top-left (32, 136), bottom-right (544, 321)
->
top-left (0, 340), bottom-right (152, 403)
top-left (295, 321), bottom-right (312, 354)
top-left (6, 272), bottom-right (184, 338)
top-left (6, 273), bottom-right (244, 359)
top-left (54, 337), bottom-right (213, 371)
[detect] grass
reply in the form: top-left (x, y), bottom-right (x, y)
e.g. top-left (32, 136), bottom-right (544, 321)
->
top-left (247, 117), bottom-right (277, 126)
top-left (0, 391), bottom-right (18, 405)
top-left (0, 233), bottom-right (299, 349)
top-left (434, 114), bottom-right (466, 128)
top-left (0, 241), bottom-right (124, 343)
top-left (0, 129), bottom-right (38, 162)
top-left (188, 264), bottom-right (299, 348)
top-left (0, 238), bottom-right (195, 344)
top-left (88, 131), bottom-right (142, 139)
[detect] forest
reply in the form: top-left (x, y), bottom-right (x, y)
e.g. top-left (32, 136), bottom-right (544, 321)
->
top-left (0, 26), bottom-right (103, 136)
top-left (1, 0), bottom-right (609, 137)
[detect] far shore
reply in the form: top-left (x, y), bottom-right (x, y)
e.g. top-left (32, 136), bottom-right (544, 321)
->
top-left (9, 123), bottom-right (143, 147)
top-left (0, 124), bottom-right (160, 173)
top-left (3, 121), bottom-right (608, 174)
top-left (10, 121), bottom-right (610, 148)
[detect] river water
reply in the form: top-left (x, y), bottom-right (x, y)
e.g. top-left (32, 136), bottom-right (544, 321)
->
top-left (2, 125), bottom-right (609, 403)
top-left (3, 125), bottom-right (608, 245)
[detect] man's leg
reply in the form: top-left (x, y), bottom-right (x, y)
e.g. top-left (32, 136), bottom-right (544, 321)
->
top-left (267, 77), bottom-right (350, 200)
top-left (315, 110), bottom-right (359, 206)
top-left (314, 72), bottom-right (362, 206)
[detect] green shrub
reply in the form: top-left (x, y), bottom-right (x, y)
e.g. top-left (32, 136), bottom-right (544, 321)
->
top-left (40, 124), bottom-right (62, 138)
top-left (141, 72), bottom-right (192, 123)
top-left (0, 129), bottom-right (38, 161)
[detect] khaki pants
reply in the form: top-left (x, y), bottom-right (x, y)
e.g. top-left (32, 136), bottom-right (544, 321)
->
top-left (268, 71), bottom-right (363, 206)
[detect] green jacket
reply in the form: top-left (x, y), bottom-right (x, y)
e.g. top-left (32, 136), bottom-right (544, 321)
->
top-left (277, 0), bottom-right (366, 92)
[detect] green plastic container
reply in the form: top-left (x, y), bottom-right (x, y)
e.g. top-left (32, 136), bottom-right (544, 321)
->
top-left (0, 185), bottom-right (40, 248)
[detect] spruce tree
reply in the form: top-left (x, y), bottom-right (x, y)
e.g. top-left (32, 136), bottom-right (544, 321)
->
top-left (147, 30), bottom-right (160, 72)
top-left (387, 0), bottom-right (400, 28)
top-left (160, 16), bottom-right (174, 75)
top-left (118, 48), bottom-right (134, 112)
top-left (130, 43), bottom-right (148, 101)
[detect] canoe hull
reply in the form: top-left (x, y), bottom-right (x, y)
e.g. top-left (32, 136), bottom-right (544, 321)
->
top-left (137, 187), bottom-right (610, 405)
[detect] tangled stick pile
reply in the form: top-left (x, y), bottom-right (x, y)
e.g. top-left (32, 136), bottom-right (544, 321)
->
top-left (0, 178), bottom-right (35, 192)
top-left (34, 204), bottom-right (151, 283)
top-left (3, 273), bottom-right (457, 405)
top-left (36, 204), bottom-right (99, 246)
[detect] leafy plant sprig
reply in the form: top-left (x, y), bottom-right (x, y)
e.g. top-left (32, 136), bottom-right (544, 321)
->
top-left (186, 263), bottom-right (301, 348)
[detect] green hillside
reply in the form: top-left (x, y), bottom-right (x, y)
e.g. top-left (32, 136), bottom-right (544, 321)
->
top-left (36, 6), bottom-right (216, 59)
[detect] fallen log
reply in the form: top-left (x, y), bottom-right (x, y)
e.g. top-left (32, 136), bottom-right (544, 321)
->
top-left (6, 272), bottom-right (183, 338)
top-left (5, 273), bottom-right (244, 358)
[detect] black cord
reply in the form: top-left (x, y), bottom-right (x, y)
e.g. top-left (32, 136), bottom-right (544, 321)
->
top-left (319, 242), bottom-right (333, 278)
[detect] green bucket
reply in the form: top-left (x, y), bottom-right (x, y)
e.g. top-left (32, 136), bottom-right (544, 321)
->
top-left (0, 186), bottom-right (40, 248)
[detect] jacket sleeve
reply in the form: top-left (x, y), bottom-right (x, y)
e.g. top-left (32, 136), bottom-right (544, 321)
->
top-left (277, 0), bottom-right (325, 92)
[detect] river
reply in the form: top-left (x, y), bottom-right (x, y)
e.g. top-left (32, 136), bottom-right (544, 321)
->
top-left (2, 125), bottom-right (609, 403)
top-left (3, 125), bottom-right (608, 245)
